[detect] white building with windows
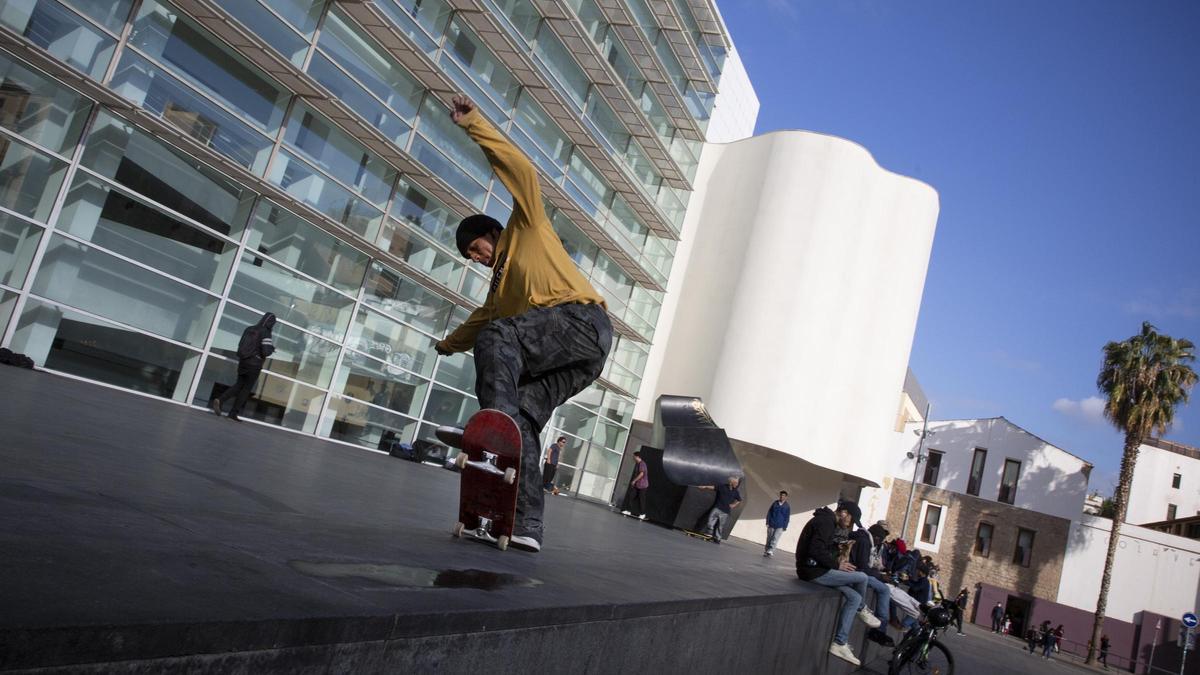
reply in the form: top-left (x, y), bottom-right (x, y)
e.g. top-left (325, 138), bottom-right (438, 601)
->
top-left (1125, 438), bottom-right (1200, 526)
top-left (890, 417), bottom-right (1093, 523)
top-left (863, 417), bottom-right (1092, 603)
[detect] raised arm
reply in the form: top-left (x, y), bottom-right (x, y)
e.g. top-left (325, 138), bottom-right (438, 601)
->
top-left (451, 96), bottom-right (545, 228)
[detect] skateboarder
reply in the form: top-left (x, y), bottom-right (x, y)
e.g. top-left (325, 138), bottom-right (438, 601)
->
top-left (434, 96), bottom-right (613, 553)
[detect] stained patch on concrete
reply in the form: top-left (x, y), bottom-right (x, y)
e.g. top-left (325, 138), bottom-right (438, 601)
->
top-left (289, 561), bottom-right (541, 591)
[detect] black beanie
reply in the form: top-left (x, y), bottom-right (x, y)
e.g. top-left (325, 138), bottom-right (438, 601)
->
top-left (455, 214), bottom-right (503, 258)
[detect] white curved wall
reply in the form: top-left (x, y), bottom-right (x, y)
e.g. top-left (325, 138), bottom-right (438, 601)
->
top-left (637, 130), bottom-right (939, 487)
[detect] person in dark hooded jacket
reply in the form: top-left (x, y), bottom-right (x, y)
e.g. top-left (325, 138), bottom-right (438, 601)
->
top-left (209, 312), bottom-right (276, 421)
top-left (795, 502), bottom-right (882, 667)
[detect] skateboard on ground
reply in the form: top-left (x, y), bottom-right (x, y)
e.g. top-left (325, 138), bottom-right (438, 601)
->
top-left (436, 409), bottom-right (521, 551)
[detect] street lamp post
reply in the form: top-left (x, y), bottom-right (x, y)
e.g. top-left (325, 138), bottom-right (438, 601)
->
top-left (899, 403), bottom-right (933, 543)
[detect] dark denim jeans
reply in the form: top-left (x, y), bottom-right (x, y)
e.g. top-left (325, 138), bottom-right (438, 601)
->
top-left (473, 303), bottom-right (612, 542)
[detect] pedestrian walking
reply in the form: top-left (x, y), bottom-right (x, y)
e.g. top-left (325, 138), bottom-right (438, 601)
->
top-left (1040, 621), bottom-right (1055, 659)
top-left (763, 490), bottom-right (790, 556)
top-left (543, 436), bottom-right (565, 492)
top-left (1100, 634), bottom-right (1110, 670)
top-left (210, 312), bottom-right (275, 421)
top-left (620, 450), bottom-right (650, 519)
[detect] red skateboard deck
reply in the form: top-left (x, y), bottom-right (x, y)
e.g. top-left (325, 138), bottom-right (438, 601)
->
top-left (443, 410), bottom-right (521, 551)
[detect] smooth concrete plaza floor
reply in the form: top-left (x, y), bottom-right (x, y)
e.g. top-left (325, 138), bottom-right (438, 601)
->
top-left (0, 367), bottom-right (861, 673)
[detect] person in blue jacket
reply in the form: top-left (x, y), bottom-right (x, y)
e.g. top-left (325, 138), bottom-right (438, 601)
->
top-left (763, 490), bottom-right (790, 557)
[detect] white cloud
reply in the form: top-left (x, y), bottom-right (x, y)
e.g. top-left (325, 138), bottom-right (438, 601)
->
top-left (1052, 396), bottom-right (1107, 424)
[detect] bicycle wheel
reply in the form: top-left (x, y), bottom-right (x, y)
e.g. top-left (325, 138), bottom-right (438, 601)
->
top-left (891, 639), bottom-right (954, 675)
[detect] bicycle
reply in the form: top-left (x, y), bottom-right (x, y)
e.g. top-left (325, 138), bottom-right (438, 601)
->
top-left (888, 604), bottom-right (955, 675)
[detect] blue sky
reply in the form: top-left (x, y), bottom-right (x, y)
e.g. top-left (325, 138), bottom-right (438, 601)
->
top-left (718, 0), bottom-right (1200, 493)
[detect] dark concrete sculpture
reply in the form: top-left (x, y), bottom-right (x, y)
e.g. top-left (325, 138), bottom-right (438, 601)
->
top-left (619, 395), bottom-right (745, 537)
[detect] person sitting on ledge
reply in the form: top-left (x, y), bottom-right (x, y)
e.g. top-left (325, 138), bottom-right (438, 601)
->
top-left (795, 500), bottom-right (882, 667)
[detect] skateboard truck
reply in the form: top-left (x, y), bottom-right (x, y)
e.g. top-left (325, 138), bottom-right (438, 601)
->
top-left (453, 516), bottom-right (507, 550)
top-left (454, 450), bottom-right (516, 484)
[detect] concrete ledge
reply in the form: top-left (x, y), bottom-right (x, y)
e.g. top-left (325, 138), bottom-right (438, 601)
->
top-left (0, 368), bottom-right (885, 673)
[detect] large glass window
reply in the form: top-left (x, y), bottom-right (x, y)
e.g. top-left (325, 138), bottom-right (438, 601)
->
top-left (0, 212), bottom-right (43, 287)
top-left (442, 19), bottom-right (520, 119)
top-left (373, 0), bottom-right (452, 55)
top-left (282, 102), bottom-right (396, 207)
top-left (56, 174), bottom-right (237, 293)
top-left (433, 351), bottom-right (475, 393)
top-left (362, 262), bottom-right (453, 337)
top-left (0, 52), bottom-right (94, 154)
top-left (31, 234), bottom-right (219, 347)
top-left (998, 459), bottom-right (1021, 504)
top-left (194, 358), bottom-right (324, 432)
top-left (267, 149), bottom-right (384, 239)
top-left (346, 306), bottom-right (436, 378)
top-left (0, 0), bottom-right (116, 80)
top-left (129, 0), bottom-right (290, 134)
top-left (227, 251), bottom-right (355, 341)
top-left (532, 30), bottom-right (588, 108)
top-left (210, 302), bottom-right (339, 388)
top-left (318, 9), bottom-right (424, 122)
top-left (81, 111), bottom-right (258, 239)
top-left (967, 448), bottom-right (988, 496)
top-left (333, 351), bottom-right (428, 418)
top-left (321, 393), bottom-right (419, 450)
top-left (389, 177), bottom-right (460, 251)
top-left (413, 96), bottom-right (491, 206)
top-left (423, 383), bottom-right (479, 429)
top-left (245, 200), bottom-right (370, 294)
top-left (213, 0), bottom-right (309, 66)
top-left (110, 51), bottom-right (275, 174)
top-left (376, 221), bottom-right (463, 288)
top-left (0, 135), bottom-right (68, 222)
top-left (10, 297), bottom-right (200, 400)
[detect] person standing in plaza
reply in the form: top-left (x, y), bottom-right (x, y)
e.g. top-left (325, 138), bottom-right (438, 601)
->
top-left (763, 490), bottom-right (790, 557)
top-left (795, 502), bottom-right (882, 667)
top-left (990, 602), bottom-right (1005, 633)
top-left (543, 436), bottom-right (565, 492)
top-left (1099, 634), bottom-right (1110, 670)
top-left (620, 450), bottom-right (650, 519)
top-left (697, 476), bottom-right (742, 544)
top-left (434, 96), bottom-right (613, 553)
top-left (209, 312), bottom-right (275, 421)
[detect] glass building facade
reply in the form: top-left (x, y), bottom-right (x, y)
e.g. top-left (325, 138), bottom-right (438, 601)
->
top-left (0, 0), bottom-right (729, 503)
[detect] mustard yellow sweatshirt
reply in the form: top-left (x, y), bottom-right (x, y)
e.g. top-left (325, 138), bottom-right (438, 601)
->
top-left (438, 108), bottom-right (606, 353)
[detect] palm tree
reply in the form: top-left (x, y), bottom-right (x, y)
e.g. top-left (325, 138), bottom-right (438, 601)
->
top-left (1086, 322), bottom-right (1197, 665)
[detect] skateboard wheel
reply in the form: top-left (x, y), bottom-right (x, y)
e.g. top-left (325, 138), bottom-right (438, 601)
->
top-left (497, 535), bottom-right (509, 551)
top-left (454, 452), bottom-right (468, 470)
top-left (453, 522), bottom-right (465, 538)
top-left (503, 468), bottom-right (516, 485)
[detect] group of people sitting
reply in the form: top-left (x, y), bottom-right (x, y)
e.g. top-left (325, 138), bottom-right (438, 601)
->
top-left (795, 500), bottom-right (967, 666)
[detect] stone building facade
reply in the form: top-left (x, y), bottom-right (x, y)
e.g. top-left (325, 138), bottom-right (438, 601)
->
top-left (888, 478), bottom-right (1070, 608)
